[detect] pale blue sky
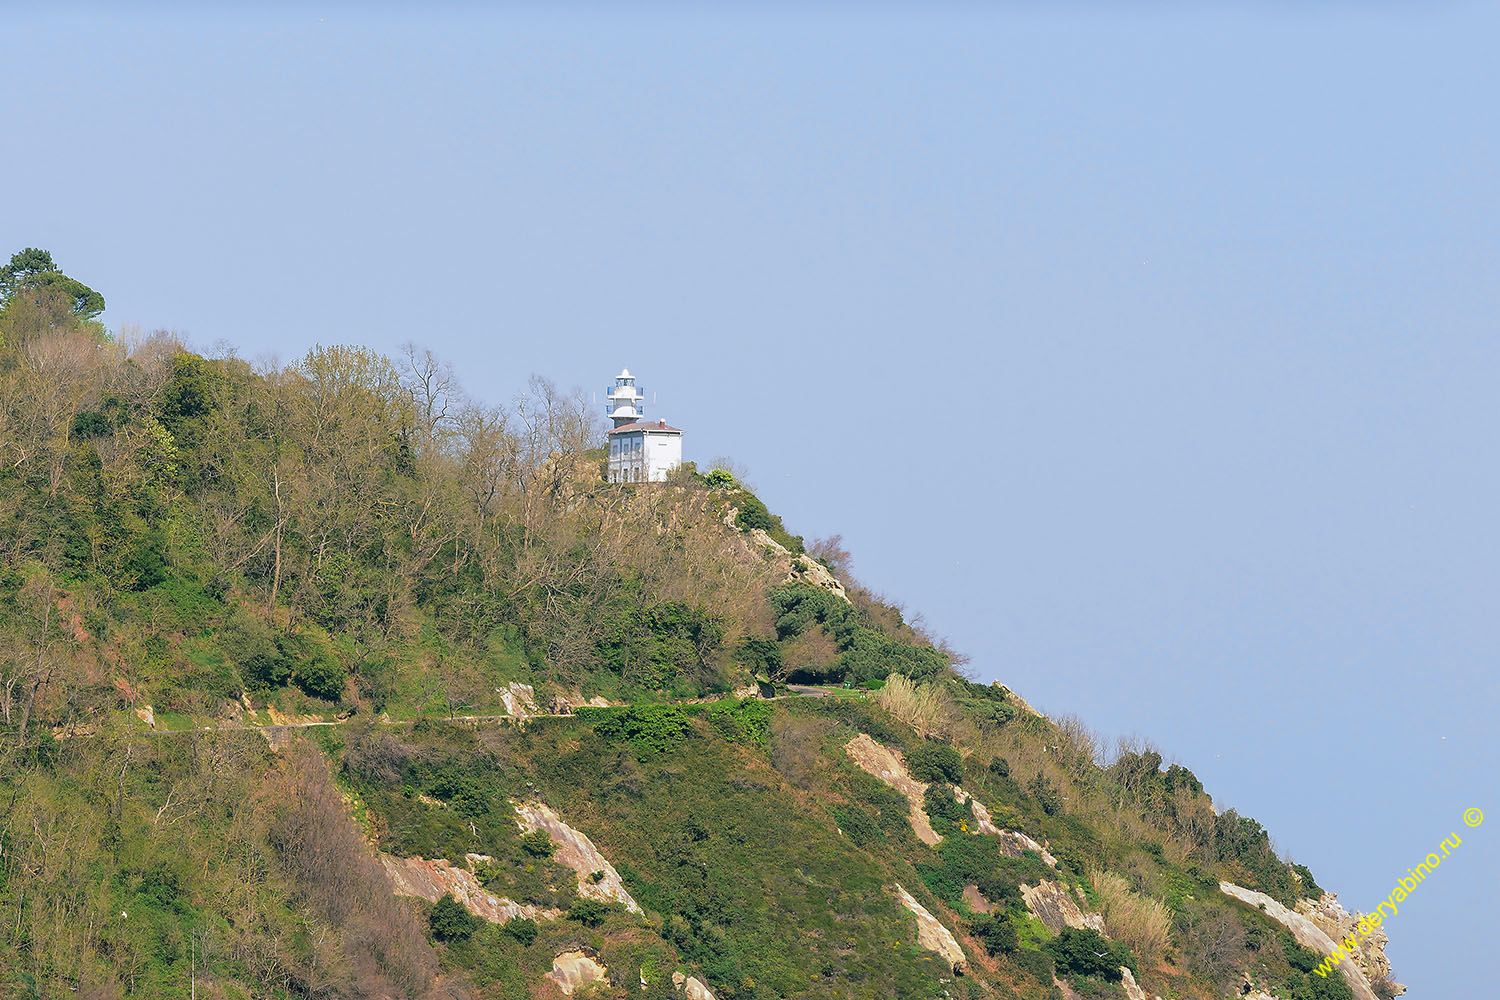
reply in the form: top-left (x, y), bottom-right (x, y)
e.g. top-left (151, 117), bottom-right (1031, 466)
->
top-left (6, 4), bottom-right (1495, 996)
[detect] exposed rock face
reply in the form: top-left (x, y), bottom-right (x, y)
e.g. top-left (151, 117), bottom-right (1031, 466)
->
top-left (548, 950), bottom-right (607, 995)
top-left (266, 705), bottom-right (324, 726)
top-left (844, 734), bottom-right (940, 845)
top-left (135, 705), bottom-right (155, 728)
top-left (724, 502), bottom-right (850, 603)
top-left (953, 785), bottom-right (1000, 834)
top-left (500, 681), bottom-right (539, 719)
top-left (953, 788), bottom-right (1059, 867)
top-left (1020, 880), bottom-right (1105, 935)
top-left (380, 853), bottom-right (562, 923)
top-left (515, 800), bottom-right (642, 913)
top-left (845, 735), bottom-right (1062, 869)
top-left (547, 691), bottom-right (613, 715)
top-left (893, 883), bottom-right (966, 972)
top-left (962, 884), bottom-right (994, 914)
top-left (1120, 966), bottom-right (1165, 1000)
top-left (998, 829), bottom-right (1059, 867)
top-left (672, 971), bottom-right (718, 999)
top-left (1219, 882), bottom-right (1378, 1000)
top-left (769, 534), bottom-right (851, 602)
top-left (1300, 893), bottom-right (1403, 995)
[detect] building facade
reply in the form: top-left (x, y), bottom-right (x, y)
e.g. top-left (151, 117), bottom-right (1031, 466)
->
top-left (605, 368), bottom-right (683, 482)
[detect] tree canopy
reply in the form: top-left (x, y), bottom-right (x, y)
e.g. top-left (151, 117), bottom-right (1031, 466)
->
top-left (0, 247), bottom-right (105, 319)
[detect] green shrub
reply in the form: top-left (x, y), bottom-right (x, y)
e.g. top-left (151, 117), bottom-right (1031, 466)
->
top-left (222, 609), bottom-right (287, 690)
top-left (1210, 809), bottom-right (1302, 906)
top-left (430, 894), bottom-right (480, 942)
top-left (179, 645), bottom-right (243, 702)
top-left (567, 898), bottom-right (609, 927)
top-left (1283, 934), bottom-right (1322, 974)
top-left (1301, 970), bottom-right (1355, 1000)
top-left (503, 917), bottom-right (539, 946)
top-left (969, 913), bottom-right (1019, 955)
top-left (915, 827), bottom-right (1042, 908)
top-left (923, 783), bottom-right (970, 826)
top-left (707, 698), bottom-right (773, 749)
top-left (420, 765), bottom-right (491, 819)
top-left (1010, 947), bottom-right (1056, 985)
top-left (1013, 913), bottom-right (1054, 950)
top-left (735, 636), bottom-right (782, 681)
top-left (971, 700), bottom-right (1016, 727)
top-left (595, 602), bottom-right (725, 690)
top-left (584, 704), bottom-right (696, 757)
top-left (732, 491), bottom-right (804, 553)
top-left (770, 584), bottom-right (946, 684)
top-left (833, 805), bottom-right (885, 848)
top-left (282, 632), bottom-right (345, 702)
top-left (520, 830), bottom-right (556, 858)
top-left (988, 756), bottom-right (1010, 778)
top-left (907, 742), bottom-right (963, 784)
top-left (1045, 927), bottom-right (1134, 982)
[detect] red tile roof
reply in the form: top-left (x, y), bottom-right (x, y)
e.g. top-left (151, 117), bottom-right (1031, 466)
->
top-left (608, 420), bottom-right (683, 435)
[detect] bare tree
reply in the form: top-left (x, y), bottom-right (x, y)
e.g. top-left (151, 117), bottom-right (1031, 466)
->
top-left (2, 573), bottom-right (62, 741)
top-left (399, 342), bottom-right (462, 459)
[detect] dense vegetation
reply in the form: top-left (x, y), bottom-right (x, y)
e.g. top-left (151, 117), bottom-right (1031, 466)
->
top-left (0, 252), bottom-right (1397, 1000)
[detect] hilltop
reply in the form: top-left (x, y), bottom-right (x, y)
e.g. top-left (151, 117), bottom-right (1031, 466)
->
top-left (0, 254), bottom-right (1401, 1000)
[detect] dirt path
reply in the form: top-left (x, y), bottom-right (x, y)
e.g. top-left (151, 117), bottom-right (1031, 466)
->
top-left (114, 686), bottom-right (837, 739)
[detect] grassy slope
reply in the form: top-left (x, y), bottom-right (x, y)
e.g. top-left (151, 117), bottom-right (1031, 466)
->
top-left (0, 321), bottom-right (1364, 1000)
top-left (0, 689), bottom-right (1349, 1000)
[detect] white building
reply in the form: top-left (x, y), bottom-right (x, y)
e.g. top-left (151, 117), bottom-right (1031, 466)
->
top-left (605, 368), bottom-right (683, 483)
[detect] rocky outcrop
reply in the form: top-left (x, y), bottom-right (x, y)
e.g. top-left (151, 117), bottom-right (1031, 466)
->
top-left (893, 883), bottom-right (966, 972)
top-left (548, 950), bottom-right (607, 995)
top-left (953, 786), bottom-right (1000, 834)
top-left (962, 884), bottom-right (994, 914)
top-left (1120, 966), bottom-right (1167, 1000)
top-left (844, 734), bottom-right (940, 845)
top-left (774, 538), bottom-right (850, 602)
top-left (380, 853), bottom-right (562, 923)
top-left (1020, 880), bottom-right (1105, 935)
top-left (953, 788), bottom-right (1059, 867)
top-left (672, 971), bottom-right (718, 999)
top-left (998, 829), bottom-right (1059, 867)
top-left (266, 705), bottom-right (325, 726)
top-left (515, 800), bottom-right (642, 913)
top-left (723, 503), bottom-right (850, 604)
top-left (546, 691), bottom-right (612, 715)
top-left (844, 735), bottom-right (1063, 867)
top-left (1219, 882), bottom-right (1378, 1000)
top-left (500, 682), bottom-right (539, 719)
top-left (1300, 893), bottom-right (1403, 995)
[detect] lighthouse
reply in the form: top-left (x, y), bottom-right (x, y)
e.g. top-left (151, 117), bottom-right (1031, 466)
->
top-left (605, 367), bottom-right (683, 483)
top-left (605, 368), bottom-right (645, 428)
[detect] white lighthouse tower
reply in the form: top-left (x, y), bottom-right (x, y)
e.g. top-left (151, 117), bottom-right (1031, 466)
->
top-left (605, 367), bottom-right (683, 483)
top-left (605, 368), bottom-right (645, 428)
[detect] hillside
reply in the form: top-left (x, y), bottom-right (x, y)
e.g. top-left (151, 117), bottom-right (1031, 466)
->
top-left (0, 257), bottom-right (1402, 1000)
